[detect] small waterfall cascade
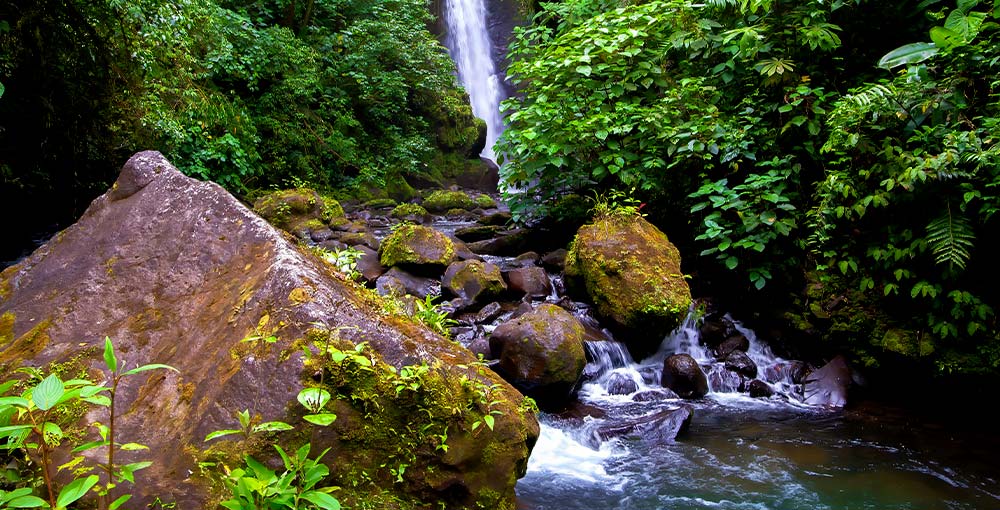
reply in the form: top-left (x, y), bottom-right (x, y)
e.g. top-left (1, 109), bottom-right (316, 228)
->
top-left (443, 0), bottom-right (506, 162)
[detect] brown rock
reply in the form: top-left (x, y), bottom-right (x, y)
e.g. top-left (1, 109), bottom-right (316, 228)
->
top-left (505, 266), bottom-right (552, 299)
top-left (0, 152), bottom-right (537, 510)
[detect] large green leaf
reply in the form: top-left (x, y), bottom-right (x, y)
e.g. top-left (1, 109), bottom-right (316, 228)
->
top-left (301, 491), bottom-right (341, 510)
top-left (878, 42), bottom-right (938, 69)
top-left (33, 374), bottom-right (65, 411)
top-left (103, 336), bottom-right (118, 373)
top-left (55, 475), bottom-right (99, 508)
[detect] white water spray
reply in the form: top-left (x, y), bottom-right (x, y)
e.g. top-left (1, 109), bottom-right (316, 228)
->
top-left (443, 0), bottom-right (506, 162)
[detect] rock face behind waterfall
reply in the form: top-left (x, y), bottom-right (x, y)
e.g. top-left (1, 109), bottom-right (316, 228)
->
top-left (0, 152), bottom-right (538, 510)
top-left (564, 215), bottom-right (691, 349)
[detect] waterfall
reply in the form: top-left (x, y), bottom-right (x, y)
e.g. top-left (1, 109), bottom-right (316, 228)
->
top-left (443, 0), bottom-right (506, 162)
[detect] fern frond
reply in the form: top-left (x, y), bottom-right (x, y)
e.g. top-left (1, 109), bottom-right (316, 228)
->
top-left (926, 205), bottom-right (975, 270)
top-left (844, 84), bottom-right (896, 110)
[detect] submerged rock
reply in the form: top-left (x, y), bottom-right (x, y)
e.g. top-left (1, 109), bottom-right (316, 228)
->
top-left (747, 379), bottom-right (775, 398)
top-left (661, 354), bottom-right (709, 399)
top-left (0, 152), bottom-right (538, 510)
top-left (605, 372), bottom-right (639, 395)
top-left (594, 406), bottom-right (694, 444)
top-left (804, 355), bottom-right (852, 407)
top-left (489, 304), bottom-right (587, 410)
top-left (564, 215), bottom-right (691, 349)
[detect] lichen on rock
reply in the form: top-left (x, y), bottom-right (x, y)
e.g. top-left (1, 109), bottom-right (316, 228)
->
top-left (565, 215), bottom-right (691, 348)
top-left (379, 223), bottom-right (457, 270)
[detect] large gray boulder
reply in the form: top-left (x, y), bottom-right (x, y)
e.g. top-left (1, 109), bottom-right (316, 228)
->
top-left (0, 152), bottom-right (538, 510)
top-left (804, 355), bottom-right (851, 407)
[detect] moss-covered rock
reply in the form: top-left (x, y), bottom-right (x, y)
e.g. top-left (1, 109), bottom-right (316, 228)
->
top-left (0, 152), bottom-right (538, 509)
top-left (363, 198), bottom-right (398, 210)
top-left (564, 215), bottom-right (691, 346)
top-left (390, 203), bottom-right (431, 224)
top-left (423, 190), bottom-right (476, 213)
top-left (379, 224), bottom-right (457, 270)
top-left (474, 194), bottom-right (498, 209)
top-left (252, 188), bottom-right (347, 242)
top-left (443, 260), bottom-right (507, 307)
top-left (488, 304), bottom-right (587, 410)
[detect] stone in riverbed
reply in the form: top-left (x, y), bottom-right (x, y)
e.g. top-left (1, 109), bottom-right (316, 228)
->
top-left (747, 379), bottom-right (774, 398)
top-left (375, 267), bottom-right (440, 299)
top-left (723, 350), bottom-right (758, 378)
top-left (442, 260), bottom-right (507, 308)
top-left (505, 266), bottom-right (552, 299)
top-left (715, 334), bottom-right (750, 359)
top-left (378, 223), bottom-right (456, 272)
top-left (594, 406), bottom-right (693, 445)
top-left (489, 303), bottom-right (587, 410)
top-left (605, 371), bottom-right (639, 395)
top-left (661, 354), bottom-right (709, 399)
top-left (804, 355), bottom-right (851, 407)
top-left (564, 215), bottom-right (691, 351)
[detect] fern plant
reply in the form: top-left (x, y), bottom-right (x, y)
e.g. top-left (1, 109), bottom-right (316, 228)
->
top-left (926, 204), bottom-right (975, 271)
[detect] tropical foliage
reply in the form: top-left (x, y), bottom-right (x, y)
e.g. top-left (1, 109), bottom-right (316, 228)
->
top-left (499, 0), bottom-right (1000, 373)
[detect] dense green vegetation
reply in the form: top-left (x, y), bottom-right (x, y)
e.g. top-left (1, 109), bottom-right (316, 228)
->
top-left (0, 0), bottom-right (481, 260)
top-left (498, 0), bottom-right (1000, 374)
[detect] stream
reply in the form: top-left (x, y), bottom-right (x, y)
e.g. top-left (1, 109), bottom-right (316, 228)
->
top-left (515, 315), bottom-right (1000, 510)
top-left (436, 2), bottom-right (1000, 508)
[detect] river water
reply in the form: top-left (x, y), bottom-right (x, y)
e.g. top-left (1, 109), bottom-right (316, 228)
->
top-left (515, 317), bottom-right (1000, 510)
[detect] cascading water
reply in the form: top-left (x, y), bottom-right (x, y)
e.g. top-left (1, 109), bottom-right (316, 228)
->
top-left (443, 0), bottom-right (506, 162)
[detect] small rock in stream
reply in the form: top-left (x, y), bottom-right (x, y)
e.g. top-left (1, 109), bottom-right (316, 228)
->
top-left (594, 405), bottom-right (694, 445)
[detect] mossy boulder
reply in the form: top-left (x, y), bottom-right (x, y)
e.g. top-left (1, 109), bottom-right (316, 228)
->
top-left (564, 215), bottom-right (691, 347)
top-left (390, 203), bottom-right (431, 224)
top-left (422, 190), bottom-right (476, 213)
top-left (474, 194), bottom-right (498, 209)
top-left (252, 188), bottom-right (346, 241)
top-left (489, 304), bottom-right (587, 410)
top-left (379, 224), bottom-right (457, 271)
top-left (0, 152), bottom-right (538, 509)
top-left (443, 260), bottom-right (507, 308)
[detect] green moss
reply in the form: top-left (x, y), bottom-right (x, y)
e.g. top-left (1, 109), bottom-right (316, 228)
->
top-left (321, 196), bottom-right (346, 222)
top-left (253, 188), bottom-right (325, 229)
top-left (473, 194), bottom-right (497, 209)
top-left (422, 190), bottom-right (476, 213)
top-left (390, 203), bottom-right (430, 222)
top-left (379, 224), bottom-right (455, 268)
top-left (364, 198), bottom-right (398, 209)
top-left (385, 174), bottom-right (420, 203)
top-left (567, 216), bottom-right (691, 336)
top-left (0, 317), bottom-right (52, 365)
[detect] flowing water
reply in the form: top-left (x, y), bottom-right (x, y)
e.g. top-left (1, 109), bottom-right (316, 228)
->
top-left (516, 315), bottom-right (1000, 510)
top-left (443, 0), bottom-right (506, 161)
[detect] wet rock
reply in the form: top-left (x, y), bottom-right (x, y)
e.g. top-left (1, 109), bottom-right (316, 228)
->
top-left (764, 360), bottom-right (810, 384)
top-left (632, 389), bottom-right (680, 402)
top-left (467, 228), bottom-right (532, 256)
top-left (363, 198), bottom-right (397, 210)
top-left (723, 350), bottom-right (758, 378)
top-left (479, 211), bottom-right (512, 226)
top-left (804, 355), bottom-right (851, 407)
top-left (512, 251), bottom-right (540, 267)
top-left (379, 223), bottom-right (456, 271)
top-left (505, 267), bottom-right (552, 299)
top-left (454, 225), bottom-right (505, 242)
top-left (605, 372), bottom-right (639, 395)
top-left (308, 226), bottom-right (336, 243)
top-left (747, 379), bottom-right (774, 398)
top-left (554, 402), bottom-right (607, 425)
top-left (661, 354), bottom-right (709, 399)
top-left (0, 151), bottom-right (538, 509)
top-left (715, 334), bottom-right (750, 359)
top-left (457, 301), bottom-right (504, 326)
top-left (698, 313), bottom-right (736, 347)
top-left (442, 260), bottom-right (507, 308)
top-left (595, 406), bottom-right (693, 444)
top-left (564, 216), bottom-right (691, 349)
top-left (489, 304), bottom-right (587, 410)
top-left (468, 335), bottom-right (493, 359)
top-left (353, 245), bottom-right (386, 283)
top-left (375, 267), bottom-right (440, 299)
top-left (337, 230), bottom-right (379, 251)
top-left (541, 249), bottom-right (568, 272)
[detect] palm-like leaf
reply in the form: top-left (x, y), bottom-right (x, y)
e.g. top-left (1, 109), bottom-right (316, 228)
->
top-left (926, 206), bottom-right (975, 270)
